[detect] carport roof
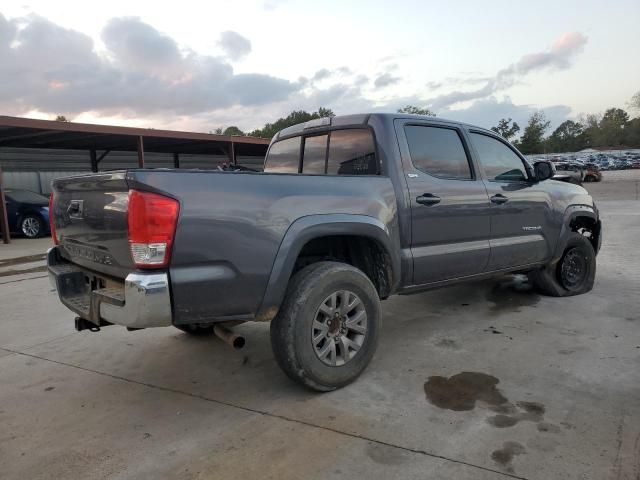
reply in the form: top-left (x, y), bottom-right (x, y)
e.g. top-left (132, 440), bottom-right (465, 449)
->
top-left (0, 115), bottom-right (269, 156)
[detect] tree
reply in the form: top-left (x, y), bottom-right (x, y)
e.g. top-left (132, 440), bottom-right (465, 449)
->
top-left (517, 111), bottom-right (550, 154)
top-left (490, 118), bottom-right (520, 141)
top-left (55, 115), bottom-right (69, 122)
top-left (397, 105), bottom-right (436, 116)
top-left (223, 126), bottom-right (245, 136)
top-left (577, 113), bottom-right (601, 148)
top-left (546, 120), bottom-right (584, 152)
top-left (597, 108), bottom-right (629, 147)
top-left (623, 117), bottom-right (640, 147)
top-left (248, 108), bottom-right (335, 139)
top-left (629, 90), bottom-right (640, 113)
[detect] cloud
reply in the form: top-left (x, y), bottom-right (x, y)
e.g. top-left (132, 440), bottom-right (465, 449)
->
top-left (0, 14), bottom-right (296, 117)
top-left (426, 32), bottom-right (587, 110)
top-left (0, 14), bottom-right (579, 134)
top-left (311, 66), bottom-right (354, 83)
top-left (438, 96), bottom-right (571, 133)
top-left (312, 68), bottom-right (332, 82)
top-left (374, 72), bottom-right (400, 88)
top-left (103, 17), bottom-right (183, 72)
top-left (217, 30), bottom-right (251, 61)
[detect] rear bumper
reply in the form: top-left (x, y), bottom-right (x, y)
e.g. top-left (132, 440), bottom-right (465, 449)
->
top-left (47, 246), bottom-right (172, 328)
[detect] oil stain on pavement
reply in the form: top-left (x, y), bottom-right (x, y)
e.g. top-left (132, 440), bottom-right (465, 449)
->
top-left (486, 401), bottom-right (546, 428)
top-left (423, 372), bottom-right (507, 411)
top-left (491, 441), bottom-right (526, 473)
top-left (424, 371), bottom-right (560, 474)
top-left (486, 276), bottom-right (540, 315)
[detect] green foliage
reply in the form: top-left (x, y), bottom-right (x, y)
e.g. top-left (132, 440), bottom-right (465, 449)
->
top-left (546, 120), bottom-right (584, 153)
top-left (629, 90), bottom-right (640, 112)
top-left (397, 105), bottom-right (436, 116)
top-left (55, 115), bottom-right (69, 122)
top-left (596, 108), bottom-right (629, 147)
top-left (490, 118), bottom-right (520, 141)
top-left (248, 108), bottom-right (335, 139)
top-left (516, 111), bottom-right (550, 154)
top-left (624, 117), bottom-right (640, 146)
top-left (223, 126), bottom-right (245, 136)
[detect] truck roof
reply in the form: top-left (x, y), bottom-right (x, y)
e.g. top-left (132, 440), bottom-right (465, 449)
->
top-left (273, 112), bottom-right (493, 141)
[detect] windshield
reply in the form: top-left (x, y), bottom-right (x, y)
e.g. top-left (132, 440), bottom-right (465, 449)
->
top-left (5, 189), bottom-right (49, 205)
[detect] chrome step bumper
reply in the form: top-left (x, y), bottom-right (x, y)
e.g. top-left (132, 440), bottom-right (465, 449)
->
top-left (47, 246), bottom-right (172, 329)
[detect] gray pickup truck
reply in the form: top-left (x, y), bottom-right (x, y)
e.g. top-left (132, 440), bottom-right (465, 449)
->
top-left (48, 113), bottom-right (602, 391)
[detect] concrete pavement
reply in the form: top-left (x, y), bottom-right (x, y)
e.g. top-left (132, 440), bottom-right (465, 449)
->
top-left (1, 172), bottom-right (639, 479)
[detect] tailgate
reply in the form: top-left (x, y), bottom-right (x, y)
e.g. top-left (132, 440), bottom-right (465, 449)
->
top-left (51, 171), bottom-right (133, 279)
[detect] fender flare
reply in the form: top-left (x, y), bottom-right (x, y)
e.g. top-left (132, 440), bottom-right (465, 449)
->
top-left (553, 205), bottom-right (600, 260)
top-left (255, 214), bottom-right (400, 322)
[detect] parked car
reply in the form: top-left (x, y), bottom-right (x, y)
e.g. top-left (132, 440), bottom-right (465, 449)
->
top-left (553, 162), bottom-right (584, 184)
top-left (48, 113), bottom-right (602, 391)
top-left (3, 189), bottom-right (50, 238)
top-left (583, 163), bottom-right (603, 182)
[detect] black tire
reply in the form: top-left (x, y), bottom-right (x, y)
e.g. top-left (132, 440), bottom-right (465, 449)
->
top-left (584, 175), bottom-right (595, 183)
top-left (175, 324), bottom-right (214, 336)
top-left (528, 232), bottom-right (596, 297)
top-left (270, 261), bottom-right (381, 392)
top-left (21, 214), bottom-right (44, 238)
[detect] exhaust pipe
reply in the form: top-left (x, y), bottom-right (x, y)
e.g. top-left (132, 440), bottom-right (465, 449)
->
top-left (213, 325), bottom-right (245, 350)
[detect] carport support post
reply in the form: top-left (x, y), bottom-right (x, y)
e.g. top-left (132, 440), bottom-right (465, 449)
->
top-left (90, 149), bottom-right (98, 172)
top-left (0, 166), bottom-right (11, 244)
top-left (137, 136), bottom-right (145, 168)
top-left (230, 141), bottom-right (236, 165)
top-left (173, 153), bottom-right (180, 168)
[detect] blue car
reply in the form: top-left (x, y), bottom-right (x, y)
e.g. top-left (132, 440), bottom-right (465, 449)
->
top-left (3, 189), bottom-right (51, 238)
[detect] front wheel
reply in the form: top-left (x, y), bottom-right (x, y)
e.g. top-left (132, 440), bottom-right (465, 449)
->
top-left (270, 261), bottom-right (381, 391)
top-left (528, 232), bottom-right (596, 297)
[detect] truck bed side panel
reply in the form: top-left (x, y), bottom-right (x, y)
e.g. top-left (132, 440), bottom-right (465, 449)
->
top-left (128, 170), bottom-right (398, 323)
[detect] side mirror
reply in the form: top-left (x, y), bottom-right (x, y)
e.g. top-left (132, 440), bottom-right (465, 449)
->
top-left (533, 160), bottom-right (555, 182)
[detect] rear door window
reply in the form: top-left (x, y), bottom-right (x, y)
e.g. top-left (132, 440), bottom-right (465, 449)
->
top-left (264, 137), bottom-right (301, 173)
top-left (404, 125), bottom-right (472, 179)
top-left (327, 129), bottom-right (377, 175)
top-left (302, 135), bottom-right (328, 174)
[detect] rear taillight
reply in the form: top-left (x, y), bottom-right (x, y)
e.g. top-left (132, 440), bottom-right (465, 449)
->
top-left (127, 190), bottom-right (179, 268)
top-left (49, 193), bottom-right (59, 245)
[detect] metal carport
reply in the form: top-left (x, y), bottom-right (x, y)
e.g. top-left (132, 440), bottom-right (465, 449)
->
top-left (0, 115), bottom-right (270, 243)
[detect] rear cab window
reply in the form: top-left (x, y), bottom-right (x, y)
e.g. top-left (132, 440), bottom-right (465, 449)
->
top-left (327, 129), bottom-right (377, 175)
top-left (302, 135), bottom-right (328, 174)
top-left (264, 136), bottom-right (301, 173)
top-left (265, 128), bottom-right (378, 176)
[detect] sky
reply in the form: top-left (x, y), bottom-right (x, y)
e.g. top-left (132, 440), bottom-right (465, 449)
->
top-left (0, 0), bottom-right (639, 134)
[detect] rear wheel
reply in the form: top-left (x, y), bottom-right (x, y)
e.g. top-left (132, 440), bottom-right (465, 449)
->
top-left (529, 232), bottom-right (596, 297)
top-left (21, 215), bottom-right (44, 238)
top-left (270, 261), bottom-right (381, 391)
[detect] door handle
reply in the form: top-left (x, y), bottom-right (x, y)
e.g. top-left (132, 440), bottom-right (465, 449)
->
top-left (416, 194), bottom-right (441, 206)
top-left (490, 194), bottom-right (509, 205)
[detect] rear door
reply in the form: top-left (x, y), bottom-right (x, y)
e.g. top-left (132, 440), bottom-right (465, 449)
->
top-left (395, 120), bottom-right (492, 285)
top-left (467, 131), bottom-right (553, 270)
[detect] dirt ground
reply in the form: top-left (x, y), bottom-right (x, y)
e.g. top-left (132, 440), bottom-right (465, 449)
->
top-left (1, 171), bottom-right (638, 480)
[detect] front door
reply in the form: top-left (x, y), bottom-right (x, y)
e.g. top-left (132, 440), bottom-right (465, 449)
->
top-left (466, 131), bottom-right (553, 270)
top-left (396, 121), bottom-right (492, 285)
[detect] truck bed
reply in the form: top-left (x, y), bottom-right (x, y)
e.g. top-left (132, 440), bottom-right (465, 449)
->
top-left (51, 169), bottom-right (399, 324)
